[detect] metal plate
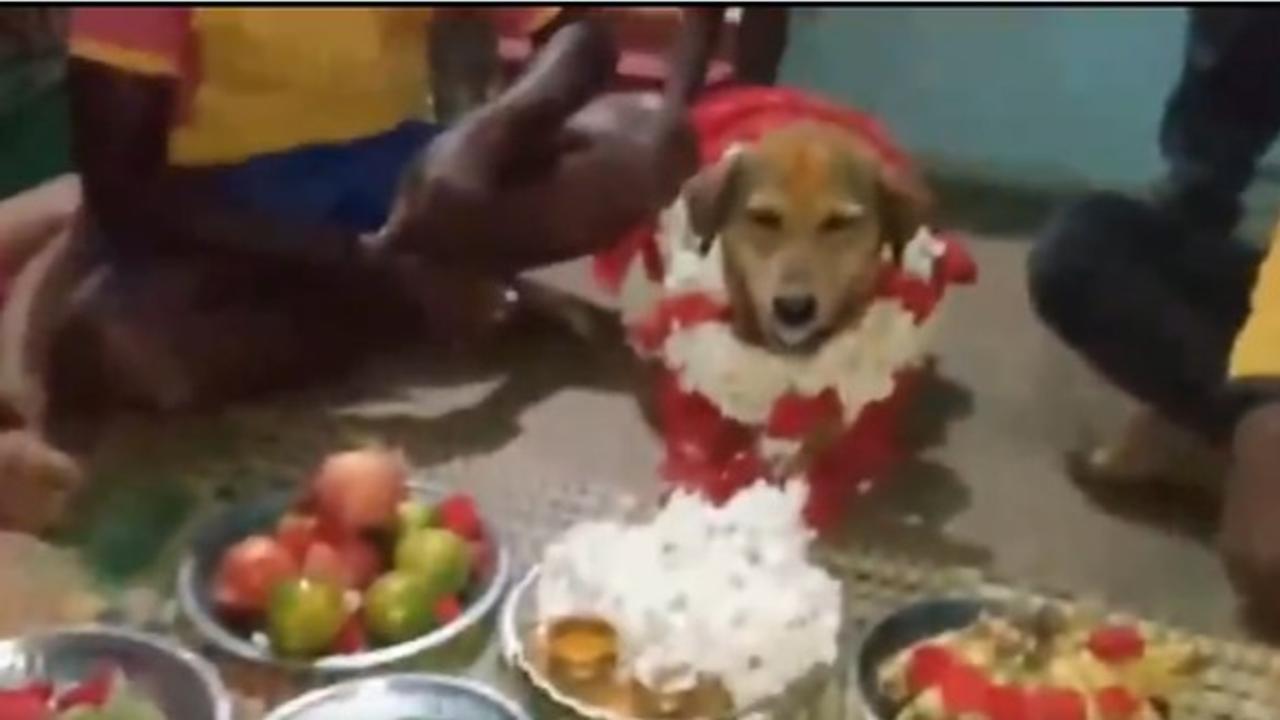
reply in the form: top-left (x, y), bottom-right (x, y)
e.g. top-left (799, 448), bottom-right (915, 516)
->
top-left (499, 565), bottom-right (842, 720)
top-left (0, 625), bottom-right (233, 720)
top-left (176, 480), bottom-right (511, 675)
top-left (828, 546), bottom-right (1280, 720)
top-left (264, 673), bottom-right (530, 720)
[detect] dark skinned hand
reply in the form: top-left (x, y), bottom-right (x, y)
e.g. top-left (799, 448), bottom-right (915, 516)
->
top-left (1221, 400), bottom-right (1280, 625)
top-left (381, 19), bottom-right (709, 275)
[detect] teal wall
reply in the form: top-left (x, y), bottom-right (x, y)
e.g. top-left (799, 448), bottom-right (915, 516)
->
top-left (780, 8), bottom-right (1188, 190)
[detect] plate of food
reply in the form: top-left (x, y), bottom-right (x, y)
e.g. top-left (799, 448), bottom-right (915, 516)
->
top-left (855, 597), bottom-right (1205, 720)
top-left (0, 626), bottom-right (232, 720)
top-left (262, 673), bottom-right (529, 720)
top-left (177, 447), bottom-right (510, 674)
top-left (500, 480), bottom-right (845, 719)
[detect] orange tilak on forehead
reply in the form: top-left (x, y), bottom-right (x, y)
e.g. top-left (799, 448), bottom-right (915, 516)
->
top-left (784, 141), bottom-right (838, 200)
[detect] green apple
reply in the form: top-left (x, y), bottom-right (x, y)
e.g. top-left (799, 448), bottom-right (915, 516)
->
top-left (396, 499), bottom-right (438, 537)
top-left (267, 577), bottom-right (345, 657)
top-left (394, 527), bottom-right (471, 597)
top-left (363, 570), bottom-right (435, 644)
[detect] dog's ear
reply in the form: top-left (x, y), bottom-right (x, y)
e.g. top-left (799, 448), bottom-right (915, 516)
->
top-left (683, 151), bottom-right (744, 255)
top-left (875, 164), bottom-right (932, 263)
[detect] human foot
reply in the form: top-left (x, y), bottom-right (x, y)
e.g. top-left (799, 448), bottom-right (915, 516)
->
top-left (1072, 407), bottom-right (1226, 491)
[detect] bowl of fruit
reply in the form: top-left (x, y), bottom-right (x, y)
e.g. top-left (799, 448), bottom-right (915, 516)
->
top-left (176, 447), bottom-right (509, 674)
top-left (0, 626), bottom-right (232, 720)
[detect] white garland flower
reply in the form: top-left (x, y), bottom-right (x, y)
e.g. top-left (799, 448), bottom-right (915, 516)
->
top-left (624, 198), bottom-right (941, 426)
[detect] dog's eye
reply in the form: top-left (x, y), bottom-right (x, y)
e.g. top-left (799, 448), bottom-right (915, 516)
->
top-left (746, 207), bottom-right (783, 230)
top-left (818, 214), bottom-right (856, 234)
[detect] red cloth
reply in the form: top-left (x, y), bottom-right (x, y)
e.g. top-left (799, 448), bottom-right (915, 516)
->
top-left (595, 85), bottom-right (977, 533)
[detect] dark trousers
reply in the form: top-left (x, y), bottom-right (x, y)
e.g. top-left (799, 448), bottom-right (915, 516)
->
top-left (1029, 9), bottom-right (1280, 443)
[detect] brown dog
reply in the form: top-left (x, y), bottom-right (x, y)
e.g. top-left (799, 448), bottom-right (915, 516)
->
top-left (684, 122), bottom-right (930, 353)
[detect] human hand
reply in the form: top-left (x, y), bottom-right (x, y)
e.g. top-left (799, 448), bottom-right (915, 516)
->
top-left (1221, 401), bottom-right (1280, 621)
top-left (385, 20), bottom-right (698, 273)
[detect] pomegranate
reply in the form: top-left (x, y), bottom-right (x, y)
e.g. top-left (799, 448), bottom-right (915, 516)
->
top-left (311, 448), bottom-right (409, 531)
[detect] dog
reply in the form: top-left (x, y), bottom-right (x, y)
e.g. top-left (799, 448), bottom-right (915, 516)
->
top-left (682, 121), bottom-right (931, 353)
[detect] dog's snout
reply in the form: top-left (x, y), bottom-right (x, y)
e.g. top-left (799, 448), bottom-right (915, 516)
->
top-left (772, 294), bottom-right (817, 327)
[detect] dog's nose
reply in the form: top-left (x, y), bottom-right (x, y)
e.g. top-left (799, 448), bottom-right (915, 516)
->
top-left (772, 294), bottom-right (817, 327)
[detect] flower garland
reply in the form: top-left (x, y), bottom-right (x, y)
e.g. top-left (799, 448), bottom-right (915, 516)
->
top-left (595, 86), bottom-right (977, 532)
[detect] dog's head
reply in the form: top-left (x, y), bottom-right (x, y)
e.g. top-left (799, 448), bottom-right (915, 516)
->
top-left (684, 122), bottom-right (930, 352)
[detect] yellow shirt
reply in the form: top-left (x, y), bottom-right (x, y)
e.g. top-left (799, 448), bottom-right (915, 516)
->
top-left (70, 8), bottom-right (433, 166)
top-left (1231, 223), bottom-right (1280, 380)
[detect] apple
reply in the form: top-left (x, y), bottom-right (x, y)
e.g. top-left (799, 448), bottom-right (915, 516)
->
top-left (311, 448), bottom-right (409, 532)
top-left (363, 571), bottom-right (435, 644)
top-left (302, 542), bottom-right (350, 589)
top-left (268, 577), bottom-right (346, 657)
top-left (301, 537), bottom-right (382, 590)
top-left (275, 513), bottom-right (319, 562)
top-left (394, 527), bottom-right (471, 597)
top-left (213, 535), bottom-right (298, 614)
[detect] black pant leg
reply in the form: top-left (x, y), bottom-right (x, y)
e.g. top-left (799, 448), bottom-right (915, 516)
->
top-left (1029, 193), bottom-right (1258, 443)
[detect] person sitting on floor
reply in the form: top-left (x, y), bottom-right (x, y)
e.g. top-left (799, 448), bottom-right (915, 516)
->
top-left (1028, 8), bottom-right (1280, 625)
top-left (0, 6), bottom-right (723, 533)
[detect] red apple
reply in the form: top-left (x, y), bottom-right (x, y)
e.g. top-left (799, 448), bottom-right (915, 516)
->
top-left (214, 535), bottom-right (299, 613)
top-left (302, 542), bottom-right (351, 589)
top-left (301, 537), bottom-right (382, 590)
top-left (311, 448), bottom-right (409, 532)
top-left (336, 536), bottom-right (383, 589)
top-left (276, 513), bottom-right (320, 563)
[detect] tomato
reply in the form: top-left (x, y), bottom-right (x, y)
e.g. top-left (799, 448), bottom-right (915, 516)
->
top-left (1095, 686), bottom-right (1142, 719)
top-left (937, 661), bottom-right (990, 715)
top-left (906, 644), bottom-right (955, 694)
top-left (364, 571), bottom-right (436, 644)
top-left (1027, 688), bottom-right (1087, 720)
top-left (214, 535), bottom-right (299, 614)
top-left (0, 689), bottom-right (48, 720)
top-left (268, 577), bottom-right (346, 657)
top-left (55, 663), bottom-right (115, 710)
top-left (311, 448), bottom-right (409, 532)
top-left (1087, 626), bottom-right (1145, 664)
top-left (987, 684), bottom-right (1031, 720)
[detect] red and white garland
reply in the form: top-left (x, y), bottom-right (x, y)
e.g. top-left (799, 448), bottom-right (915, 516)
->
top-left (594, 87), bottom-right (977, 532)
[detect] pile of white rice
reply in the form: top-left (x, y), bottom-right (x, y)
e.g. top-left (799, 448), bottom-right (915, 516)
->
top-left (536, 481), bottom-right (843, 708)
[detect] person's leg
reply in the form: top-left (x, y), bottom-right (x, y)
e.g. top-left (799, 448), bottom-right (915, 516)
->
top-left (1029, 193), bottom-right (1258, 447)
top-left (1158, 8), bottom-right (1280, 242)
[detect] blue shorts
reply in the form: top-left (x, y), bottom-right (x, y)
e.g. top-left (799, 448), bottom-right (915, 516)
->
top-left (215, 120), bottom-right (441, 239)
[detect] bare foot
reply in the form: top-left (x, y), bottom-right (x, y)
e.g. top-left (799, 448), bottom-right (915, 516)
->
top-left (0, 429), bottom-right (83, 534)
top-left (1073, 407), bottom-right (1226, 491)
